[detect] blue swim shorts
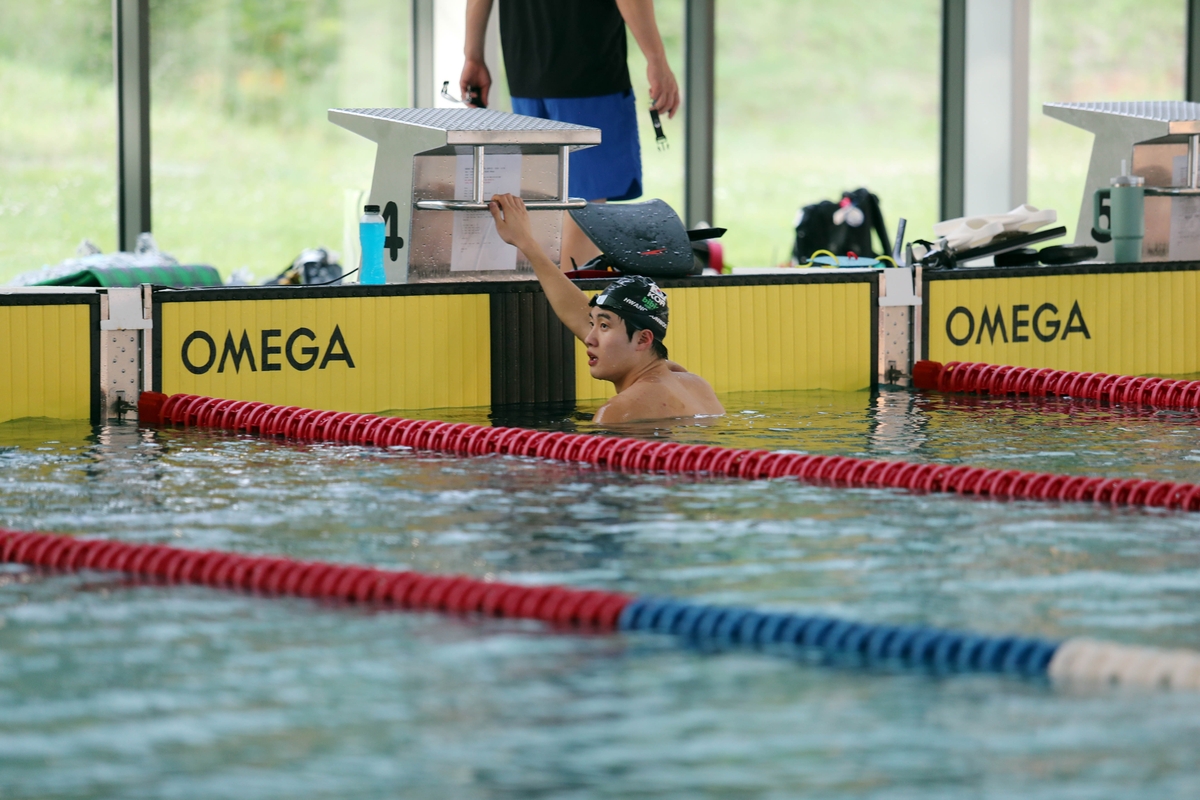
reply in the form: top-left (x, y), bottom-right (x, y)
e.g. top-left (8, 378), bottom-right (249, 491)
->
top-left (511, 89), bottom-right (643, 202)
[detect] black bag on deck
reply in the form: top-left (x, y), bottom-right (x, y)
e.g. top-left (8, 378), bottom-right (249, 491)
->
top-left (791, 188), bottom-right (889, 263)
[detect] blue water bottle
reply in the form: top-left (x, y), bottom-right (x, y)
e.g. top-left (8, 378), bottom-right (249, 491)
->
top-left (359, 204), bottom-right (386, 284)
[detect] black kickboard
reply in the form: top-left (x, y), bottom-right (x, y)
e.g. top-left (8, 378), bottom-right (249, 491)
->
top-left (569, 200), bottom-right (695, 278)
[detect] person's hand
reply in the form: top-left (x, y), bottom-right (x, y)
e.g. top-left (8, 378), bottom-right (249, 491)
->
top-left (488, 193), bottom-right (534, 250)
top-left (647, 58), bottom-right (680, 118)
top-left (459, 58), bottom-right (491, 108)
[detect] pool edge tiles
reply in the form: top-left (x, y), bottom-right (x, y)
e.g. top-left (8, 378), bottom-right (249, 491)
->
top-left (156, 288), bottom-right (493, 412)
top-left (0, 292), bottom-right (100, 425)
top-left (576, 279), bottom-right (877, 400)
top-left (153, 273), bottom-right (879, 414)
top-left (923, 260), bottom-right (1200, 377)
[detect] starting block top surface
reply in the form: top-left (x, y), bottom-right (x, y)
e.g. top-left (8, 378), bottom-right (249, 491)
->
top-left (328, 107), bottom-right (601, 146)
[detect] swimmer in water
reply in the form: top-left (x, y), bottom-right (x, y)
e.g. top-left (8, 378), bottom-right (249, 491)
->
top-left (489, 193), bottom-right (724, 424)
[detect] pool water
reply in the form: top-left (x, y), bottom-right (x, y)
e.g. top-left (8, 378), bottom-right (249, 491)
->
top-left (3, 390), bottom-right (1200, 798)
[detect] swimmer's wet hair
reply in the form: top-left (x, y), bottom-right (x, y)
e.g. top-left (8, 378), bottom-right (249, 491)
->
top-left (616, 311), bottom-right (668, 360)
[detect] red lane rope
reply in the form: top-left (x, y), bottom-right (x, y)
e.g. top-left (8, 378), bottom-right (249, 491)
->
top-left (137, 392), bottom-right (1200, 512)
top-left (0, 528), bottom-right (1069, 682)
top-left (914, 359), bottom-right (1200, 411)
top-left (0, 529), bottom-right (631, 629)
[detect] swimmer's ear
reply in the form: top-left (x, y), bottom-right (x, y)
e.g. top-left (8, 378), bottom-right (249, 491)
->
top-left (634, 328), bottom-right (655, 351)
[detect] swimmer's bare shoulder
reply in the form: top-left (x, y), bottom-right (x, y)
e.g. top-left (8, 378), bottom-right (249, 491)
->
top-left (594, 368), bottom-right (724, 424)
top-left (663, 361), bottom-right (723, 414)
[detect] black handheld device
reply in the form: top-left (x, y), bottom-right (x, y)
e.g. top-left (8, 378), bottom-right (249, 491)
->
top-left (649, 108), bottom-right (667, 150)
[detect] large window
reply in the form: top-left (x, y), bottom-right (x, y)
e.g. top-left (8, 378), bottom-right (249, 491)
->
top-left (6, 2), bottom-right (1192, 282)
top-left (149, 0), bottom-right (410, 281)
top-left (714, 1), bottom-right (941, 267)
top-left (1028, 0), bottom-right (1185, 243)
top-left (0, 1), bottom-right (116, 283)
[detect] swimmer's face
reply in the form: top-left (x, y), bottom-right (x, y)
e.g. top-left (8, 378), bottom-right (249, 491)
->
top-left (584, 308), bottom-right (653, 381)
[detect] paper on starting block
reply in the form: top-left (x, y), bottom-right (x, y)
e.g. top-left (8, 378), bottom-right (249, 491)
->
top-left (451, 153), bottom-right (522, 272)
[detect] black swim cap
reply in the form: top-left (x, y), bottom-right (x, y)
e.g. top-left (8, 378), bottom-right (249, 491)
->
top-left (589, 275), bottom-right (669, 336)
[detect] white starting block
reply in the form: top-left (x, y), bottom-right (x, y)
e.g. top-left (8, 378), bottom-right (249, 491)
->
top-left (329, 107), bottom-right (600, 283)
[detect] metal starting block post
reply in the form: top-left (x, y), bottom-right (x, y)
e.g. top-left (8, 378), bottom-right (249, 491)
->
top-left (328, 107), bottom-right (600, 283)
top-left (1045, 101), bottom-right (1200, 262)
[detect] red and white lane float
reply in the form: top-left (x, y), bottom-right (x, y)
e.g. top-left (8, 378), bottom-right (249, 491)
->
top-left (914, 359), bottom-right (1200, 411)
top-left (4, 528), bottom-right (1200, 690)
top-left (72, 390), bottom-right (1196, 688)
top-left (136, 391), bottom-right (1200, 512)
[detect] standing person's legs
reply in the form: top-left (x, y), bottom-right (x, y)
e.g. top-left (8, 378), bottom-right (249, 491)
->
top-left (560, 202), bottom-right (603, 270)
top-left (513, 91), bottom-right (643, 270)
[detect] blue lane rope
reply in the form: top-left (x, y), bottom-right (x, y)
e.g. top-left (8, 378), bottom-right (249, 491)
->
top-left (619, 597), bottom-right (1061, 677)
top-left (18, 528), bottom-right (1200, 689)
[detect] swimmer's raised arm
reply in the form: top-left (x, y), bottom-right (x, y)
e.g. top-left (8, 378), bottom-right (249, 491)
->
top-left (489, 194), bottom-right (592, 341)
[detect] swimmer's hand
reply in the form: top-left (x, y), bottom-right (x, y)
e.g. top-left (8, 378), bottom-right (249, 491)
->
top-left (489, 193), bottom-right (535, 252)
top-left (666, 360), bottom-right (688, 373)
top-left (489, 193), bottom-right (592, 340)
